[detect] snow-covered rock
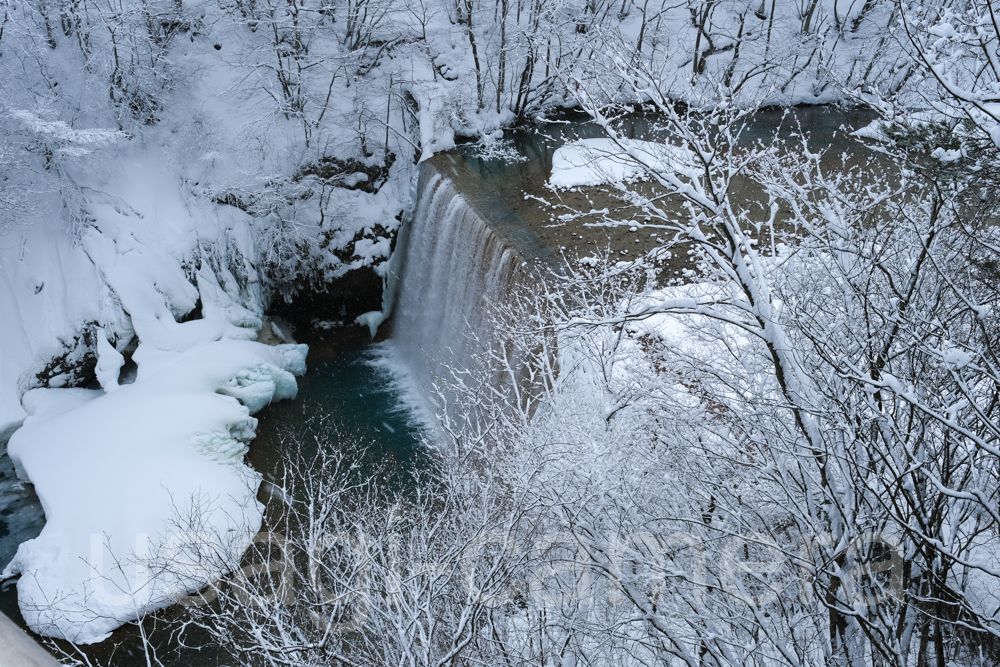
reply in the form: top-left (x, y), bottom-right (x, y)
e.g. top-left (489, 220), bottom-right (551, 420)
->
top-left (548, 138), bottom-right (693, 188)
top-left (3, 339), bottom-right (306, 644)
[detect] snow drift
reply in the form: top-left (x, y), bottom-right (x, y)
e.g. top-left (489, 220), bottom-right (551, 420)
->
top-left (3, 339), bottom-right (305, 644)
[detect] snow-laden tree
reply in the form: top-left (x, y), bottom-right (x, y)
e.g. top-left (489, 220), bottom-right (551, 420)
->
top-left (893, 0), bottom-right (1000, 212)
top-left (507, 5), bottom-right (1000, 664)
top-left (175, 421), bottom-right (551, 667)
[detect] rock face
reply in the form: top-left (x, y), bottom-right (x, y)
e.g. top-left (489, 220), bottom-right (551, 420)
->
top-left (268, 265), bottom-right (385, 347)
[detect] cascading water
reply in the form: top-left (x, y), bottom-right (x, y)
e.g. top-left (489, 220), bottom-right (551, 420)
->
top-left (391, 163), bottom-right (527, 412)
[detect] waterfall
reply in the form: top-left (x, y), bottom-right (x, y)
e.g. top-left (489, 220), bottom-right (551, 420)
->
top-left (391, 163), bottom-right (527, 409)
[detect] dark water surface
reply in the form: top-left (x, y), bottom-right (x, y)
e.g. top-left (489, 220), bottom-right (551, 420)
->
top-left (0, 451), bottom-right (45, 626)
top-left (247, 342), bottom-right (431, 484)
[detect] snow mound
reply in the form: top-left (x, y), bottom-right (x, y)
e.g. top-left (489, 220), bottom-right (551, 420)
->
top-left (852, 112), bottom-right (945, 143)
top-left (548, 138), bottom-right (692, 188)
top-left (2, 340), bottom-right (307, 644)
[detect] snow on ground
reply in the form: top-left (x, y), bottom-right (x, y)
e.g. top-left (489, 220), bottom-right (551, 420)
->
top-left (548, 138), bottom-right (693, 189)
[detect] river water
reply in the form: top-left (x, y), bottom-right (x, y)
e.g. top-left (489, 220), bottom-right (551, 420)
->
top-left (441, 105), bottom-right (883, 264)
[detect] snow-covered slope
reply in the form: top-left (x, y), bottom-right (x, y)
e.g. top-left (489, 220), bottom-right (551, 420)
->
top-left (0, 151), bottom-right (309, 643)
top-left (0, 225), bottom-right (104, 443)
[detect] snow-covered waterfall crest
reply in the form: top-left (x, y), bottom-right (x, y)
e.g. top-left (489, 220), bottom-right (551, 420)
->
top-left (393, 164), bottom-right (527, 397)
